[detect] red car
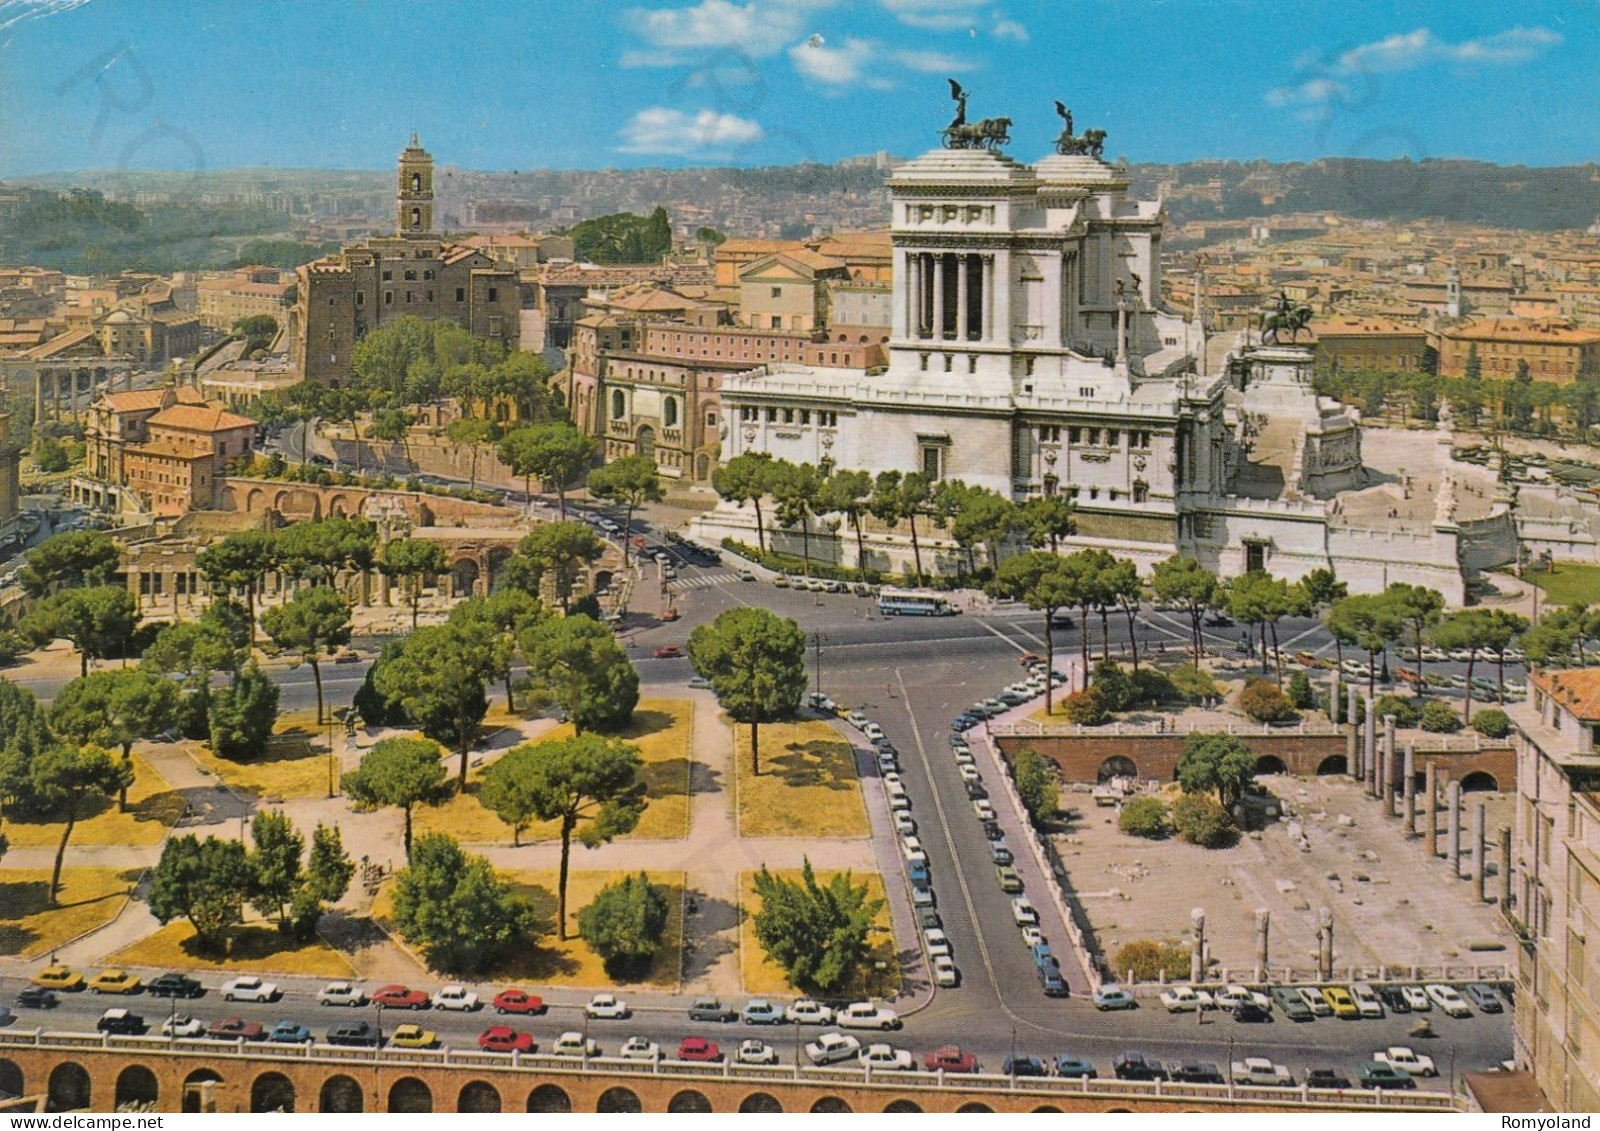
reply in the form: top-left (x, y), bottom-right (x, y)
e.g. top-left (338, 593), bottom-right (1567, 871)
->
top-left (1019, 653), bottom-right (1045, 667)
top-left (478, 1026), bottom-right (536, 1053)
top-left (492, 988), bottom-right (546, 1015)
top-left (676, 1037), bottom-right (722, 1062)
top-left (372, 984), bottom-right (430, 1010)
top-left (924, 1045), bottom-right (980, 1073)
top-left (208, 1017), bottom-right (265, 1041)
top-left (653, 646), bottom-right (683, 659)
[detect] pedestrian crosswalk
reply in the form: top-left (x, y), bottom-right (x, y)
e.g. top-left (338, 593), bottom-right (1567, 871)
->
top-left (667, 570), bottom-right (743, 592)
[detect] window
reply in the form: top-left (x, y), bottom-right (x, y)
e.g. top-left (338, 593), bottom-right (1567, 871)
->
top-left (1087, 428), bottom-right (1100, 445)
top-left (919, 353), bottom-right (929, 371)
top-left (920, 445), bottom-right (943, 481)
top-left (406, 291), bottom-right (413, 304)
top-left (410, 172), bottom-right (421, 192)
top-left (384, 291), bottom-right (393, 305)
top-left (1040, 425), bottom-right (1060, 443)
top-left (1107, 429), bottom-right (1120, 446)
top-left (426, 290), bottom-right (433, 302)
top-left (799, 409), bottom-right (810, 425)
top-left (765, 407), bottom-right (777, 423)
top-left (611, 389), bottom-right (626, 419)
top-left (382, 271), bottom-right (392, 282)
top-left (356, 291), bottom-right (365, 307)
top-left (1025, 356), bottom-right (1035, 376)
top-left (487, 287), bottom-right (498, 302)
top-left (1068, 426), bottom-right (1081, 443)
top-left (410, 207), bottom-right (421, 227)
top-left (943, 355), bottom-right (953, 372)
top-left (423, 269), bottom-right (434, 281)
top-left (404, 270), bottom-right (417, 281)
top-left (706, 411), bottom-right (718, 426)
top-left (1080, 386), bottom-right (1096, 398)
top-left (771, 315), bottom-right (782, 329)
top-left (455, 287), bottom-right (465, 302)
top-left (783, 408), bottom-right (795, 424)
top-left (967, 356), bottom-right (977, 373)
top-left (664, 397), bottom-right (679, 428)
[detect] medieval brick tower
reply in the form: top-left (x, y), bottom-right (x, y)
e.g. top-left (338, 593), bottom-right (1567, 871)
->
top-left (398, 134), bottom-right (434, 238)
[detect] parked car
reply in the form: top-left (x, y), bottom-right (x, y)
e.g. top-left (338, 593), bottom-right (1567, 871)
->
top-left (478, 1026), bottom-right (535, 1053)
top-left (1170, 1062), bottom-right (1226, 1085)
top-left (1373, 1047), bottom-right (1437, 1077)
top-left (1055, 1054), bottom-right (1097, 1079)
top-left (432, 985), bottom-right (480, 1012)
top-left (618, 1036), bottom-right (660, 1060)
top-left (653, 645), bottom-right (683, 659)
top-left (551, 1032), bottom-right (599, 1058)
top-left (786, 999), bottom-right (834, 1025)
top-left (1092, 985), bottom-right (1137, 1011)
top-left (1271, 986), bottom-right (1313, 1021)
top-left (371, 984), bottom-right (429, 1010)
top-left (893, 812), bottom-right (916, 836)
top-left (269, 1021), bottom-right (313, 1044)
top-left (837, 1001), bottom-right (900, 1030)
top-left (97, 1008), bottom-right (146, 1035)
top-left (222, 976), bottom-right (279, 1004)
top-left (1424, 983), bottom-right (1472, 1017)
top-left (1037, 959), bottom-right (1068, 997)
top-left (585, 993), bottom-right (631, 1019)
top-left (325, 1021), bottom-right (381, 1047)
top-left (1113, 1052), bottom-right (1167, 1081)
top-left (924, 1045), bottom-right (979, 1073)
top-left (1231, 1056), bottom-right (1293, 1086)
top-left (676, 1037), bottom-right (723, 1063)
top-left (996, 865), bottom-right (1024, 893)
top-left (1298, 986), bottom-right (1334, 1016)
top-left (859, 1043), bottom-right (914, 1071)
top-left (1356, 1061), bottom-right (1416, 1090)
top-left (1466, 983), bottom-right (1504, 1013)
top-left (990, 843), bottom-right (1013, 866)
top-left (932, 955), bottom-right (960, 987)
top-left (1215, 985), bottom-right (1270, 1013)
top-left (88, 968), bottom-right (142, 995)
top-left (209, 1017), bottom-right (265, 1041)
top-left (805, 1031), bottom-right (862, 1065)
top-left (16, 988), bottom-right (57, 1010)
top-left (741, 998), bottom-right (784, 1025)
top-left (148, 973), bottom-right (203, 999)
top-left (1400, 985), bottom-right (1431, 1012)
top-left (1305, 1068), bottom-right (1354, 1090)
top-left (1232, 1001), bottom-right (1272, 1023)
top-left (1376, 985), bottom-right (1412, 1014)
top-left (31, 966), bottom-right (83, 992)
top-left (1350, 982), bottom-right (1385, 1019)
top-left (1011, 896), bottom-right (1037, 926)
top-left (688, 996), bottom-right (737, 1023)
top-left (1160, 985), bottom-right (1215, 1014)
top-left (492, 988), bottom-right (545, 1015)
top-left (1322, 986), bottom-right (1361, 1019)
top-left (922, 928), bottom-right (950, 959)
top-left (736, 1039), bottom-right (779, 1065)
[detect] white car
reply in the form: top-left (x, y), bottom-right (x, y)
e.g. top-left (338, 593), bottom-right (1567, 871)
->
top-left (1216, 984), bottom-right (1271, 1012)
top-left (786, 999), bottom-right (835, 1025)
top-left (953, 748), bottom-right (975, 766)
top-left (1425, 984), bottom-right (1472, 1017)
top-left (973, 799), bottom-right (996, 821)
top-left (317, 981), bottom-right (367, 1007)
top-left (883, 772), bottom-right (904, 790)
top-left (1374, 1047), bottom-right (1438, 1077)
top-left (1160, 985), bottom-right (1216, 1014)
top-left (551, 1031), bottom-right (599, 1058)
top-left (888, 793), bottom-right (911, 812)
top-left (432, 985), bottom-right (480, 1012)
top-left (1020, 925), bottom-right (1045, 948)
top-left (1298, 987), bottom-right (1334, 1016)
top-left (863, 723), bottom-right (886, 743)
top-left (618, 1036), bottom-right (660, 1060)
top-left (900, 835), bottom-right (923, 858)
top-left (893, 812), bottom-right (916, 835)
top-left (932, 955), bottom-right (960, 987)
top-left (836, 1001), bottom-right (901, 1031)
top-left (923, 928), bottom-right (950, 959)
top-left (1011, 897), bottom-right (1037, 926)
top-left (805, 1031), bottom-right (862, 1065)
top-left (1400, 985), bottom-right (1431, 1012)
top-left (737, 1039), bottom-right (779, 1065)
top-left (860, 1043), bottom-right (915, 1071)
top-left (1350, 982), bottom-right (1385, 1019)
top-left (959, 764), bottom-right (982, 784)
top-left (584, 993), bottom-right (631, 1020)
top-left (162, 1014), bottom-right (206, 1038)
top-left (846, 712), bottom-right (870, 730)
top-left (222, 976), bottom-right (278, 1003)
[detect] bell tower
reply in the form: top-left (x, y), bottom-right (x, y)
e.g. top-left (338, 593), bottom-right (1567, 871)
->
top-left (397, 133), bottom-right (434, 238)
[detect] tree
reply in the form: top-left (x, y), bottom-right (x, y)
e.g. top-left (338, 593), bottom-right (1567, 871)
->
top-left (260, 585), bottom-right (352, 725)
top-left (373, 621), bottom-right (497, 786)
top-left (713, 453), bottom-right (775, 555)
top-left (1432, 608), bottom-right (1504, 721)
top-left (378, 537), bottom-right (449, 628)
top-left (443, 416), bottom-right (495, 492)
top-left (1420, 699), bottom-right (1462, 733)
top-left (1228, 571), bottom-right (1297, 685)
top-left (1100, 555), bottom-right (1145, 672)
top-left (1091, 661), bottom-right (1134, 712)
top-left (587, 454), bottom-right (664, 567)
top-left (148, 834), bottom-right (253, 953)
top-left (1239, 677), bottom-right (1298, 723)
top-left (1327, 592), bottom-right (1403, 698)
top-left (1472, 707), bottom-right (1511, 738)
top-left (143, 619), bottom-right (240, 738)
top-left (32, 434), bottom-right (68, 473)
top-left (1287, 670), bottom-right (1316, 709)
top-left (751, 859), bottom-right (885, 994)
top-left (1172, 793), bottom-right (1239, 848)
top-left (895, 472), bottom-right (933, 585)
top-left (1176, 730), bottom-right (1256, 808)
top-left (479, 743), bottom-right (543, 846)
top-left (196, 529), bottom-right (278, 641)
top-left (1387, 583), bottom-right (1444, 700)
top-left (18, 529), bottom-right (119, 597)
top-left (450, 588), bottom-right (544, 710)
top-left (1119, 797), bottom-right (1170, 838)
top-left (508, 733), bottom-right (646, 939)
top-left (389, 833), bottom-right (535, 973)
top-left (945, 482), bottom-right (1016, 575)
top-left (1013, 748), bottom-right (1058, 824)
top-left (233, 313), bottom-right (279, 352)
top-left (522, 615), bottom-right (639, 735)
top-left (499, 422), bottom-right (595, 518)
top-left (20, 585), bottom-right (139, 677)
top-left (274, 517), bottom-right (376, 590)
top-left (370, 405), bottom-right (417, 470)
top-left (1017, 494), bottom-right (1076, 553)
top-left (1464, 342), bottom-right (1482, 382)
top-left (341, 736), bottom-right (449, 858)
top-left (1063, 549), bottom-right (1108, 680)
top-left (989, 552), bottom-right (1077, 713)
top-left (514, 522), bottom-right (603, 613)
top-left (1113, 939), bottom-right (1189, 981)
top-left (28, 744), bottom-right (126, 905)
top-left (1150, 555), bottom-right (1218, 669)
top-left (819, 469), bottom-right (874, 580)
top-left (0, 681), bottom-right (53, 815)
top-left (48, 669), bottom-right (178, 810)
top-left (247, 810), bottom-right (305, 933)
top-left (1299, 567), bottom-right (1349, 665)
top-left (687, 607), bottom-right (806, 775)
top-left (299, 822), bottom-right (355, 938)
top-left (208, 662), bottom-right (279, 759)
top-left (578, 871), bottom-right (669, 978)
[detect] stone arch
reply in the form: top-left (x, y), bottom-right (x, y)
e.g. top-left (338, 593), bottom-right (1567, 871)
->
top-left (1317, 754), bottom-right (1348, 775)
top-left (611, 389), bottom-right (626, 420)
top-left (458, 1081), bottom-right (501, 1113)
top-left (250, 1071), bottom-right (296, 1113)
top-left (597, 1086), bottom-right (642, 1113)
top-left (1106, 1109), bottom-right (1133, 1113)
top-left (388, 1077), bottom-right (432, 1113)
top-left (811, 1097), bottom-right (852, 1113)
top-left (884, 1099), bottom-right (923, 1113)
top-left (636, 424), bottom-right (656, 462)
top-left (668, 1089), bottom-right (713, 1113)
top-left (0, 1060), bottom-right (23, 1101)
top-left (451, 556), bottom-right (480, 597)
top-left (695, 452), bottom-right (711, 480)
top-left (1098, 755), bottom-right (1137, 782)
top-left (329, 496), bottom-right (349, 518)
top-left (319, 1075), bottom-right (364, 1113)
top-left (1255, 754), bottom-right (1288, 775)
top-left (958, 1102), bottom-right (995, 1113)
top-left (246, 487), bottom-right (266, 513)
top-left (1033, 1106), bottom-right (1064, 1114)
top-left (526, 1084), bottom-right (571, 1113)
top-left (593, 569), bottom-right (615, 593)
top-left (1461, 770), bottom-right (1498, 792)
top-left (114, 1065), bottom-right (157, 1109)
top-left (182, 1069), bottom-right (223, 1114)
top-left (739, 1093), bottom-right (783, 1113)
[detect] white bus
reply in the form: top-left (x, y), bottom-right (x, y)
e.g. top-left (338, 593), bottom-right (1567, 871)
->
top-left (878, 587), bottom-right (959, 616)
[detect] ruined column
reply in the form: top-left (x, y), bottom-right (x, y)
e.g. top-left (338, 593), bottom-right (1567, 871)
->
top-left (1499, 826), bottom-right (1513, 908)
top-left (1317, 908), bottom-right (1334, 982)
top-left (1381, 715), bottom-right (1397, 811)
top-left (1254, 908), bottom-right (1270, 981)
top-left (1402, 743), bottom-right (1417, 833)
top-left (1190, 908), bottom-right (1206, 985)
top-left (1474, 801), bottom-right (1489, 903)
top-left (1346, 685), bottom-right (1360, 774)
top-left (1447, 780), bottom-right (1465, 875)
top-left (1425, 763), bottom-right (1440, 857)
top-left (1363, 698), bottom-right (1377, 795)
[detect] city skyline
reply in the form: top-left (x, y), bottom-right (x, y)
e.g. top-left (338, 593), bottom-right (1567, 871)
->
top-left (0, 0), bottom-right (1596, 177)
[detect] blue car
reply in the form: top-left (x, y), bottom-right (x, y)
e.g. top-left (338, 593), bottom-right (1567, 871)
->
top-left (1037, 959), bottom-right (1068, 997)
top-left (1030, 942), bottom-right (1054, 968)
top-left (740, 999), bottom-right (784, 1025)
top-left (1055, 1054), bottom-right (1097, 1079)
top-left (951, 715), bottom-right (976, 731)
top-left (1003, 1055), bottom-right (1048, 1077)
top-left (268, 1020), bottom-right (313, 1044)
top-left (908, 858), bottom-right (930, 884)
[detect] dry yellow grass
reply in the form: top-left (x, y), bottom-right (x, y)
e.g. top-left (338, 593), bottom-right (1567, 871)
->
top-left (191, 711), bottom-right (335, 801)
top-left (738, 869), bottom-right (898, 997)
top-left (733, 718), bottom-right (868, 838)
top-left (415, 700), bottom-right (693, 845)
top-left (0, 868), bottom-right (140, 958)
top-left (1, 754), bottom-right (184, 848)
top-left (107, 916), bottom-right (357, 978)
top-left (373, 869), bottom-right (683, 989)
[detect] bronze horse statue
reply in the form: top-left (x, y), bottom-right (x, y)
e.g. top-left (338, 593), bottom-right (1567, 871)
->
top-left (1260, 301), bottom-right (1314, 344)
top-left (943, 116), bottom-right (1011, 151)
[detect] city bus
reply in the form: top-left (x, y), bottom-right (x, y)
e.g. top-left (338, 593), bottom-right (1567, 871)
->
top-left (878, 587), bottom-right (960, 616)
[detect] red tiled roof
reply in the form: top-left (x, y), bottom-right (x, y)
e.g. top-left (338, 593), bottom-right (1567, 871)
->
top-left (146, 405), bottom-right (257, 433)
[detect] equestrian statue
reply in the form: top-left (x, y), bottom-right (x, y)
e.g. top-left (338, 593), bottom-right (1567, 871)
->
top-left (941, 79), bottom-right (1012, 152)
top-left (1054, 100), bottom-right (1106, 159)
top-left (1259, 291), bottom-right (1314, 345)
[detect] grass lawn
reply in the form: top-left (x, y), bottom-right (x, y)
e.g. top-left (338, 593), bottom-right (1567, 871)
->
top-left (738, 870), bottom-right (898, 997)
top-left (734, 718), bottom-right (868, 838)
top-left (416, 700), bottom-right (693, 845)
top-left (192, 711), bottom-right (334, 801)
top-left (1, 754), bottom-right (184, 848)
top-left (374, 869), bottom-right (683, 989)
top-left (1525, 561), bottom-right (1600, 607)
top-left (0, 868), bottom-right (140, 957)
top-left (107, 916), bottom-right (357, 978)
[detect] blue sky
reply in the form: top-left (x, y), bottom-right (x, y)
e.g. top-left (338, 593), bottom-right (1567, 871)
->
top-left (0, 0), bottom-right (1595, 175)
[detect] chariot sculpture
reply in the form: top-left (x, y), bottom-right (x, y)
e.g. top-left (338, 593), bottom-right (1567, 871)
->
top-left (941, 79), bottom-right (1012, 152)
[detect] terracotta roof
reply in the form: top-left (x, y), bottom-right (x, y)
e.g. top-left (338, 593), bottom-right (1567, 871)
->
top-left (1442, 318), bottom-right (1600, 345)
top-left (716, 238), bottom-right (806, 256)
top-left (146, 405), bottom-right (257, 433)
top-left (25, 327), bottom-right (98, 358)
top-left (1308, 316), bottom-right (1426, 337)
top-left (102, 388), bottom-right (173, 413)
top-left (1531, 668), bottom-right (1600, 721)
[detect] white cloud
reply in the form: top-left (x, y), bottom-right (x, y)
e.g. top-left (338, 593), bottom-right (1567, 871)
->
top-left (1264, 77), bottom-right (1347, 108)
top-left (1337, 25), bottom-right (1560, 72)
top-left (892, 48), bottom-right (976, 73)
top-left (789, 36), bottom-right (890, 87)
top-left (881, 0), bottom-right (988, 31)
top-left (617, 107), bottom-right (766, 156)
top-left (623, 0), bottom-right (807, 60)
top-left (992, 17), bottom-right (1028, 43)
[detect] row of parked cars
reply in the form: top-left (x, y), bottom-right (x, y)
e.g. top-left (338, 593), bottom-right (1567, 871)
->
top-left (1109, 1050), bottom-right (1426, 1091)
top-left (951, 656), bottom-right (1068, 732)
top-left (1158, 980), bottom-right (1502, 1021)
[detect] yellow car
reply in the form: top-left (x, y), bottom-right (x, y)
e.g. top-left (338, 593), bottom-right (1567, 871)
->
top-left (389, 1024), bottom-right (439, 1049)
top-left (832, 703), bottom-right (852, 719)
top-left (1322, 986), bottom-right (1361, 1019)
top-left (88, 968), bottom-right (142, 995)
top-left (32, 966), bottom-right (83, 991)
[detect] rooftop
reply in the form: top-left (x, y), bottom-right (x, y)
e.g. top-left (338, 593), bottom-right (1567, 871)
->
top-left (1531, 668), bottom-right (1600, 722)
top-left (146, 404), bottom-right (258, 433)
